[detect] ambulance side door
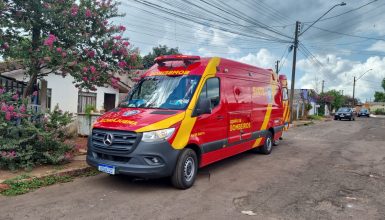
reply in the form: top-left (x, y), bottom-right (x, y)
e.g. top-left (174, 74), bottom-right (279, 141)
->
top-left (190, 77), bottom-right (228, 153)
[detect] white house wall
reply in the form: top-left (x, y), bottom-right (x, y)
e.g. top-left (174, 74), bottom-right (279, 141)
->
top-left (3, 71), bottom-right (120, 114)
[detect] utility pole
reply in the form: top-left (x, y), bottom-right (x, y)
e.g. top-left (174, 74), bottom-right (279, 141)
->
top-left (275, 60), bottom-right (280, 73)
top-left (352, 69), bottom-right (372, 107)
top-left (321, 80), bottom-right (325, 94)
top-left (289, 21), bottom-right (300, 124)
top-left (352, 76), bottom-right (356, 107)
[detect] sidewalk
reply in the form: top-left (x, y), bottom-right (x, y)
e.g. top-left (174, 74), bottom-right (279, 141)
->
top-left (370, 114), bottom-right (385, 118)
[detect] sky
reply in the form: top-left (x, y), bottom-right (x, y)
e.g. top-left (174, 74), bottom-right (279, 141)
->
top-left (114, 0), bottom-right (385, 102)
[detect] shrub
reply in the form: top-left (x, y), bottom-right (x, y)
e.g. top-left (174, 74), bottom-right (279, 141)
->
top-left (307, 115), bottom-right (323, 120)
top-left (0, 90), bottom-right (74, 170)
top-left (374, 108), bottom-right (385, 115)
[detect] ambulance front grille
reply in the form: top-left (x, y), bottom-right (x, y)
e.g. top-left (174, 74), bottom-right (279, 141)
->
top-left (91, 129), bottom-right (140, 155)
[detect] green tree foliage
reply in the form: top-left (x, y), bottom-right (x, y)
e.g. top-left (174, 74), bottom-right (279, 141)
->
top-left (374, 91), bottom-right (385, 102)
top-left (382, 78), bottom-right (385, 90)
top-left (343, 95), bottom-right (358, 106)
top-left (374, 78), bottom-right (385, 102)
top-left (142, 45), bottom-right (180, 69)
top-left (325, 90), bottom-right (345, 111)
top-left (0, 0), bottom-right (140, 96)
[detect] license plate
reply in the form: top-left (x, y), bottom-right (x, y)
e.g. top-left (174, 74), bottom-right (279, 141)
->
top-left (98, 164), bottom-right (115, 175)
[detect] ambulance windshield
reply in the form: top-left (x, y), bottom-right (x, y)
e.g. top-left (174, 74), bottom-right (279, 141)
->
top-left (121, 75), bottom-right (201, 110)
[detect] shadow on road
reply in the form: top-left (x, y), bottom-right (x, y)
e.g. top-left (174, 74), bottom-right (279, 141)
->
top-left (89, 148), bottom-right (272, 190)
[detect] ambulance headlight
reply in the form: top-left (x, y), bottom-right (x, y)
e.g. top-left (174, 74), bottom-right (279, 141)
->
top-left (141, 128), bottom-right (175, 142)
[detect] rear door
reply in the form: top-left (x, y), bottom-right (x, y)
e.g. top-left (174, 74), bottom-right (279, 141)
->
top-left (225, 78), bottom-right (252, 144)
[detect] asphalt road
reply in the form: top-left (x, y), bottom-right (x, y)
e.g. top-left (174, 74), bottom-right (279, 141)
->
top-left (1, 117), bottom-right (385, 220)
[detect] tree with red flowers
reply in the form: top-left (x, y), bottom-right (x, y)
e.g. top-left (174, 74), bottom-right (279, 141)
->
top-left (0, 0), bottom-right (139, 97)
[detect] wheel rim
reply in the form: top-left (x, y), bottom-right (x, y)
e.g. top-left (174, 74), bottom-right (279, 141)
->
top-left (266, 137), bottom-right (272, 151)
top-left (184, 156), bottom-right (195, 182)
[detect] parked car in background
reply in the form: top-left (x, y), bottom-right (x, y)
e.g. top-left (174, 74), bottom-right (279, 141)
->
top-left (358, 108), bottom-right (370, 117)
top-left (334, 107), bottom-right (355, 121)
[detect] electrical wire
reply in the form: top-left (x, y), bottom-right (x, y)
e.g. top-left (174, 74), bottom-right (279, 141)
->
top-left (302, 0), bottom-right (379, 23)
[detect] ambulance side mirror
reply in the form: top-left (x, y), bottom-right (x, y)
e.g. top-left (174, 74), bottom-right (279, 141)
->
top-left (193, 98), bottom-right (212, 117)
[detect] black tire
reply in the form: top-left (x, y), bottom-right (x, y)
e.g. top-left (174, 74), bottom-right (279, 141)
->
top-left (259, 131), bottom-right (273, 155)
top-left (349, 117), bottom-right (352, 121)
top-left (171, 148), bottom-right (198, 189)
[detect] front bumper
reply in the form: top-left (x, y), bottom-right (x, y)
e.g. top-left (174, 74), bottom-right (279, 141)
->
top-left (334, 114), bottom-right (352, 119)
top-left (87, 136), bottom-right (180, 179)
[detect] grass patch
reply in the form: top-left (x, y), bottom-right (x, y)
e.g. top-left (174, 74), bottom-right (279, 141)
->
top-left (307, 115), bottom-right (324, 120)
top-left (2, 175), bottom-right (74, 196)
top-left (1, 168), bottom-right (99, 196)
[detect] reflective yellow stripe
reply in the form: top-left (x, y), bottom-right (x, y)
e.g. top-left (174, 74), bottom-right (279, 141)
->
top-left (252, 73), bottom-right (276, 148)
top-left (135, 112), bottom-right (185, 132)
top-left (252, 104), bottom-right (273, 148)
top-left (171, 57), bottom-right (221, 149)
top-left (282, 102), bottom-right (288, 120)
top-left (285, 104), bottom-right (290, 122)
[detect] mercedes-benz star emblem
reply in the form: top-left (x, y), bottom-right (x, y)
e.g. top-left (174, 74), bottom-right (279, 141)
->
top-left (103, 133), bottom-right (113, 146)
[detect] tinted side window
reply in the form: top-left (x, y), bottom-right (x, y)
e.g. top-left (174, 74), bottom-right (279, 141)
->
top-left (198, 77), bottom-right (220, 108)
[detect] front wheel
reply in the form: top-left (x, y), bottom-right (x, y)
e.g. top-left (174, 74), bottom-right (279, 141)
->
top-left (171, 148), bottom-right (198, 189)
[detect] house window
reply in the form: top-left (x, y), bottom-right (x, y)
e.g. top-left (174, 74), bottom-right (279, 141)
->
top-left (78, 92), bottom-right (97, 113)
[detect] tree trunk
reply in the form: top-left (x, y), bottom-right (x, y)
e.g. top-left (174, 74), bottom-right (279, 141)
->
top-left (23, 70), bottom-right (38, 98)
top-left (23, 26), bottom-right (41, 98)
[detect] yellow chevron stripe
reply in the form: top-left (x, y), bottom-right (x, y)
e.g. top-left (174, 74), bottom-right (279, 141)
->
top-left (282, 102), bottom-right (288, 120)
top-left (135, 112), bottom-right (185, 132)
top-left (252, 103), bottom-right (273, 148)
top-left (171, 57), bottom-right (221, 149)
top-left (285, 104), bottom-right (290, 122)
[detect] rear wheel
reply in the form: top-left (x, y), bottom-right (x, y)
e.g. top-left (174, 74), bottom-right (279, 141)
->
top-left (171, 148), bottom-right (198, 189)
top-left (259, 131), bottom-right (273, 155)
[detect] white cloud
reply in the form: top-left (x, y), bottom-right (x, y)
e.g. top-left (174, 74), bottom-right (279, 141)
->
top-left (228, 46), bottom-right (240, 54)
top-left (297, 54), bottom-right (385, 101)
top-left (367, 41), bottom-right (385, 52)
top-left (237, 49), bottom-right (277, 69)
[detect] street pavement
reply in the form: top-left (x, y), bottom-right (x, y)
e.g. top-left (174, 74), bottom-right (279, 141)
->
top-left (1, 117), bottom-right (385, 220)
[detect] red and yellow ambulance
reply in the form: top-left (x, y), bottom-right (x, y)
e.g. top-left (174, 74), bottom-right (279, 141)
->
top-left (87, 55), bottom-right (290, 189)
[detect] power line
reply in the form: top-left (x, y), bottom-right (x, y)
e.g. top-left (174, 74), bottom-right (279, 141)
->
top-left (277, 45), bottom-right (292, 73)
top-left (127, 0), bottom-right (293, 43)
top-left (311, 26), bottom-right (385, 41)
top-left (307, 1), bottom-right (385, 39)
top-left (303, 0), bottom-right (379, 23)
